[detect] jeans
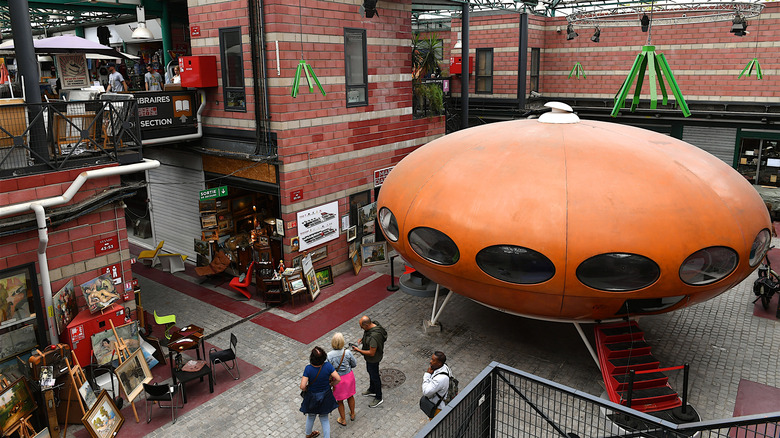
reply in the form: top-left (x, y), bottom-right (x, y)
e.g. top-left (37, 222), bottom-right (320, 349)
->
top-left (305, 413), bottom-right (330, 437)
top-left (366, 361), bottom-right (382, 400)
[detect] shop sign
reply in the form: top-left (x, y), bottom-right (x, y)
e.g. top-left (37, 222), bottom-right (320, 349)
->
top-left (296, 201), bottom-right (339, 251)
top-left (94, 236), bottom-right (118, 255)
top-left (55, 54), bottom-right (90, 90)
top-left (190, 25), bottom-right (201, 37)
top-left (132, 90), bottom-right (199, 141)
top-left (290, 189), bottom-right (303, 202)
top-left (199, 185), bottom-right (228, 201)
top-left (101, 263), bottom-right (122, 285)
top-left (374, 166), bottom-right (395, 187)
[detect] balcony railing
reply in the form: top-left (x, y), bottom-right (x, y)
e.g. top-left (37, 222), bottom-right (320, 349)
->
top-left (0, 98), bottom-right (143, 178)
top-left (417, 361), bottom-right (780, 438)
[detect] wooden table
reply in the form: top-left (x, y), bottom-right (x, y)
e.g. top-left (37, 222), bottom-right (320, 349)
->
top-left (167, 325), bottom-right (213, 402)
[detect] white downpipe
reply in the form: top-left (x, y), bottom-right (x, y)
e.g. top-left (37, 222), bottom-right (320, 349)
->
top-left (0, 158), bottom-right (161, 344)
top-left (142, 89), bottom-right (206, 146)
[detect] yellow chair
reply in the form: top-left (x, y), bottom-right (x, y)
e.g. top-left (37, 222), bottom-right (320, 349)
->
top-left (138, 241), bottom-right (164, 266)
top-left (153, 310), bottom-right (177, 340)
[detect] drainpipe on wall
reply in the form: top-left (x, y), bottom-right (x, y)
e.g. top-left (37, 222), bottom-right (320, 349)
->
top-left (142, 90), bottom-right (206, 146)
top-left (0, 159), bottom-right (161, 344)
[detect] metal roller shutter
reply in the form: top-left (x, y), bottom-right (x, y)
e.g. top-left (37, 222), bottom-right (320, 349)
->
top-left (682, 126), bottom-right (737, 166)
top-left (146, 150), bottom-right (204, 261)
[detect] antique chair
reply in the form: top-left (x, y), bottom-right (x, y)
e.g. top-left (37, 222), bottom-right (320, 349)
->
top-left (194, 250), bottom-right (232, 284)
top-left (228, 261), bottom-right (255, 300)
top-left (143, 382), bottom-right (183, 424)
top-left (208, 333), bottom-right (240, 385)
top-left (153, 310), bottom-right (177, 340)
top-left (137, 241), bottom-right (164, 266)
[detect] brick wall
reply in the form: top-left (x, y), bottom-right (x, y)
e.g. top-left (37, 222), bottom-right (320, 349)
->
top-left (0, 166), bottom-right (134, 313)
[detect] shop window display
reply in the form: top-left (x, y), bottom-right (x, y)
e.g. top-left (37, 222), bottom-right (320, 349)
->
top-left (0, 263), bottom-right (46, 384)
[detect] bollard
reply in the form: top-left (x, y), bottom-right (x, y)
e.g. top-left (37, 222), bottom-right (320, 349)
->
top-left (387, 255), bottom-right (399, 291)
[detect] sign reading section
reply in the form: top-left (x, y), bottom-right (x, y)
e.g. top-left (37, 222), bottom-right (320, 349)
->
top-left (131, 90), bottom-right (199, 140)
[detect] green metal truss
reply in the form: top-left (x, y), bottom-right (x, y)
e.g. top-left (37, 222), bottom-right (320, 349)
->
top-left (568, 62), bottom-right (586, 79)
top-left (611, 45), bottom-right (690, 118)
top-left (291, 59), bottom-right (326, 98)
top-left (739, 58), bottom-right (763, 80)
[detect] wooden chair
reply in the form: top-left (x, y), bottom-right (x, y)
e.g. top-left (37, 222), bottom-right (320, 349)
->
top-left (138, 241), bottom-right (164, 267)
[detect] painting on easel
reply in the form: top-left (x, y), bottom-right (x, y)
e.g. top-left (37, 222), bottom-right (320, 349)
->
top-left (80, 274), bottom-right (120, 314)
top-left (0, 377), bottom-right (37, 435)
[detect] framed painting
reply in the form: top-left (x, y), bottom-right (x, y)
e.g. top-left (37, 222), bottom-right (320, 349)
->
top-left (82, 390), bottom-right (124, 438)
top-left (358, 202), bottom-right (377, 233)
top-left (0, 266), bottom-right (34, 325)
top-left (349, 241), bottom-right (357, 257)
top-left (275, 218), bottom-right (284, 237)
top-left (91, 321), bottom-right (141, 366)
top-left (33, 427), bottom-right (51, 438)
top-left (78, 381), bottom-right (98, 410)
top-left (346, 226), bottom-right (357, 242)
top-left (351, 250), bottom-right (362, 275)
top-left (80, 274), bottom-right (120, 314)
top-left (0, 377), bottom-right (37, 435)
top-left (315, 266), bottom-right (334, 288)
top-left (114, 349), bottom-right (152, 402)
top-left (361, 234), bottom-right (375, 245)
top-left (200, 214), bottom-right (217, 229)
top-left (305, 268), bottom-right (320, 301)
top-left (199, 199), bottom-right (216, 213)
top-left (292, 255), bottom-right (302, 269)
top-left (361, 242), bottom-right (387, 266)
top-left (310, 246), bottom-right (328, 263)
top-left (53, 280), bottom-right (78, 335)
top-left (291, 236), bottom-right (300, 252)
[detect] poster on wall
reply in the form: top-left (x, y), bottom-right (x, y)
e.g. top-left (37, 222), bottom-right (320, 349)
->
top-left (55, 53), bottom-right (90, 89)
top-left (296, 201), bottom-right (339, 251)
top-left (300, 254), bottom-right (320, 301)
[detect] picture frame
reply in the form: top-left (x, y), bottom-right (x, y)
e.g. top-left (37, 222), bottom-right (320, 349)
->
top-left (0, 377), bottom-right (37, 435)
top-left (351, 250), bottom-right (362, 275)
top-left (78, 380), bottom-right (98, 410)
top-left (202, 229), bottom-right (218, 242)
top-left (292, 255), bottom-right (302, 268)
top-left (230, 194), bottom-right (254, 217)
top-left (91, 321), bottom-right (141, 366)
top-left (310, 246), bottom-right (328, 264)
top-left (199, 199), bottom-right (216, 213)
top-left (82, 390), bottom-right (124, 438)
top-left (358, 202), bottom-right (377, 236)
top-left (291, 236), bottom-right (300, 252)
top-left (341, 214), bottom-right (350, 232)
top-left (361, 242), bottom-right (388, 266)
top-left (285, 272), bottom-right (306, 293)
top-left (258, 235), bottom-right (270, 246)
top-left (300, 254), bottom-right (320, 301)
top-left (80, 274), bottom-right (120, 314)
top-left (114, 349), bottom-right (152, 403)
top-left (33, 427), bottom-right (51, 438)
top-left (346, 226), bottom-right (357, 242)
top-left (349, 241), bottom-right (357, 257)
top-left (258, 247), bottom-right (272, 264)
top-left (315, 266), bottom-right (334, 288)
top-left (0, 266), bottom-right (34, 326)
top-left (200, 214), bottom-right (217, 229)
top-left (53, 280), bottom-right (78, 336)
top-left (275, 218), bottom-right (284, 237)
top-left (361, 233), bottom-right (375, 245)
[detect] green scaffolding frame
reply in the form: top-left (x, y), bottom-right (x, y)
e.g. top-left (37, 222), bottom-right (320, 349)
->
top-left (739, 58), bottom-right (763, 80)
top-left (568, 62), bottom-right (586, 79)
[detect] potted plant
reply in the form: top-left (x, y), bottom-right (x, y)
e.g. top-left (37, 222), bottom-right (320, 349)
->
top-left (412, 33), bottom-right (444, 117)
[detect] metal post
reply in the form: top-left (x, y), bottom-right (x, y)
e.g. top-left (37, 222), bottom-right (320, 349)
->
top-left (161, 1), bottom-right (173, 66)
top-left (517, 12), bottom-right (528, 110)
top-left (626, 370), bottom-right (635, 408)
top-left (682, 363), bottom-right (689, 413)
top-left (460, 3), bottom-right (469, 129)
top-left (9, 0), bottom-right (48, 162)
top-left (387, 255), bottom-right (399, 291)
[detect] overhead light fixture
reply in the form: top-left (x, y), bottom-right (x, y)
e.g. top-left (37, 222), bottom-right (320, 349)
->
top-left (566, 23), bottom-right (578, 41)
top-left (363, 0), bottom-right (378, 18)
top-left (731, 13), bottom-right (748, 36)
top-left (131, 5), bottom-right (154, 39)
top-left (640, 13), bottom-right (650, 32)
top-left (591, 27), bottom-right (600, 43)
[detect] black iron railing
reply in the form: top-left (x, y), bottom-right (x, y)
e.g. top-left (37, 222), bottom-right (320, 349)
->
top-left (0, 99), bottom-right (143, 178)
top-left (417, 361), bottom-right (780, 438)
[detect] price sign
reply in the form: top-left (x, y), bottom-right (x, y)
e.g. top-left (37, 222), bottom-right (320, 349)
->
top-left (94, 236), bottom-right (118, 255)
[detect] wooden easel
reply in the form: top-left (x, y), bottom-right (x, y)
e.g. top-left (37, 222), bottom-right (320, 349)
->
top-left (5, 415), bottom-right (36, 438)
top-left (62, 356), bottom-right (88, 438)
top-left (110, 320), bottom-right (140, 423)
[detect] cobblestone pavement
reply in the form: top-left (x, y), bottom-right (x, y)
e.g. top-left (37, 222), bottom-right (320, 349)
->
top-left (65, 251), bottom-right (780, 437)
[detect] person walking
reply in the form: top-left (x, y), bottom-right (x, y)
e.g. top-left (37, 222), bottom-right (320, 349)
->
top-left (145, 65), bottom-right (163, 91)
top-left (106, 63), bottom-right (127, 92)
top-left (351, 315), bottom-right (387, 408)
top-left (421, 351), bottom-right (450, 419)
top-left (299, 346), bottom-right (340, 438)
top-left (327, 332), bottom-right (357, 426)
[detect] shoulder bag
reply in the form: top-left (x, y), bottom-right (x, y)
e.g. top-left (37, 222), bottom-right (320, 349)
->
top-left (300, 364), bottom-right (324, 398)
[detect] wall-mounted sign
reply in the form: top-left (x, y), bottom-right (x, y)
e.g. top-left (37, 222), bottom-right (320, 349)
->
top-left (290, 189), bottom-right (303, 202)
top-left (55, 53), bottom-right (90, 89)
top-left (94, 236), bottom-right (118, 256)
top-left (132, 90), bottom-right (199, 140)
top-left (199, 185), bottom-right (228, 201)
top-left (190, 25), bottom-right (201, 37)
top-left (296, 201), bottom-right (339, 251)
top-left (101, 263), bottom-right (122, 285)
top-left (373, 166), bottom-right (395, 187)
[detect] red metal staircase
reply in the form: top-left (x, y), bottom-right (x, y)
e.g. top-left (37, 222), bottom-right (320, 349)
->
top-left (595, 321), bottom-right (682, 413)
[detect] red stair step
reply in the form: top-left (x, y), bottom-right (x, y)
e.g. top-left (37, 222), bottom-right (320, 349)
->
top-left (612, 371), bottom-right (668, 391)
top-left (598, 323), bottom-right (644, 343)
top-left (618, 386), bottom-right (680, 407)
top-left (607, 354), bottom-right (660, 374)
top-left (604, 340), bottom-right (651, 358)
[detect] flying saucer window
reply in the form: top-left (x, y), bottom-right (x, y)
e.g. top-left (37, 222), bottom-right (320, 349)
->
top-left (408, 227), bottom-right (459, 265)
top-left (476, 245), bottom-right (555, 284)
top-left (679, 246), bottom-right (738, 286)
top-left (576, 253), bottom-right (660, 292)
top-left (749, 229), bottom-right (771, 267)
top-left (378, 208), bottom-right (399, 242)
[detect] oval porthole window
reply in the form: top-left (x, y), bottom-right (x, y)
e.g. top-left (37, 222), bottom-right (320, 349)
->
top-left (408, 227), bottom-right (459, 266)
top-left (679, 246), bottom-right (738, 286)
top-left (476, 245), bottom-right (555, 284)
top-left (378, 207), bottom-right (399, 242)
top-left (749, 229), bottom-right (771, 267)
top-left (576, 253), bottom-right (660, 292)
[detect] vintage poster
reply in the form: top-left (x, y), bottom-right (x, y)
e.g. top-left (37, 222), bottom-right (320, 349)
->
top-left (55, 53), bottom-right (90, 89)
top-left (296, 201), bottom-right (339, 251)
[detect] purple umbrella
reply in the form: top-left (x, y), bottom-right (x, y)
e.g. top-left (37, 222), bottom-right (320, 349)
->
top-left (0, 34), bottom-right (128, 58)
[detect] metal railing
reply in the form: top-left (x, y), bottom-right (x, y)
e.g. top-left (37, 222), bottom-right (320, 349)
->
top-left (0, 99), bottom-right (142, 178)
top-left (416, 361), bottom-right (780, 438)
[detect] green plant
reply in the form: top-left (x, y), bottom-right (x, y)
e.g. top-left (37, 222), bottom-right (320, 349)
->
top-left (412, 32), bottom-right (443, 81)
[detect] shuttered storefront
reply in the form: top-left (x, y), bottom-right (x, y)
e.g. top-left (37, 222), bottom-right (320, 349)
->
top-left (146, 149), bottom-right (204, 261)
top-left (682, 126), bottom-right (737, 166)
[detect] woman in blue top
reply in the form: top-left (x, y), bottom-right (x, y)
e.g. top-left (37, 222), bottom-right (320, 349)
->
top-left (299, 346), bottom-right (340, 438)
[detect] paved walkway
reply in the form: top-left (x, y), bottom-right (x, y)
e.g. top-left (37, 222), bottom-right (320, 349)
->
top-left (65, 245), bottom-right (780, 437)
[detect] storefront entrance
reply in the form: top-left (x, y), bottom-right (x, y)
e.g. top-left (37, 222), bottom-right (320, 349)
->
top-left (736, 137), bottom-right (780, 186)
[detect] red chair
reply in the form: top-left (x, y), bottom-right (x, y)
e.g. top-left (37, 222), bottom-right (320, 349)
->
top-left (229, 262), bottom-right (255, 300)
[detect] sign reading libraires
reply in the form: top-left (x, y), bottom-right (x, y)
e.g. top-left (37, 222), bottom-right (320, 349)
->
top-left (131, 91), bottom-right (199, 140)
